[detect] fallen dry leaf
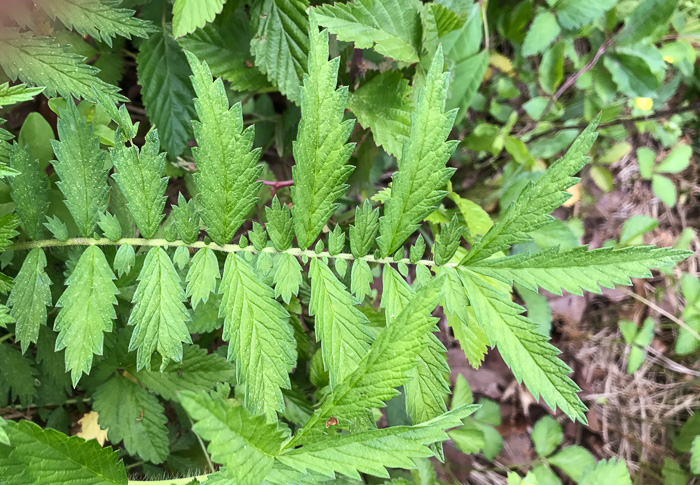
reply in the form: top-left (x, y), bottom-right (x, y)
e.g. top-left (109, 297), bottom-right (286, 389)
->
top-left (76, 411), bottom-right (108, 446)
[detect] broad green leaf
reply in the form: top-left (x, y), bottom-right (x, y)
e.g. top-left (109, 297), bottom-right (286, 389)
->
top-left (133, 345), bottom-right (235, 401)
top-left (128, 247), bottom-right (191, 371)
top-left (314, 0), bottom-right (422, 64)
top-left (278, 406), bottom-right (477, 480)
top-left (186, 247), bottom-right (220, 310)
top-left (461, 115), bottom-right (600, 264)
top-left (51, 100), bottom-right (110, 237)
top-left (554, 0), bottom-right (617, 30)
top-left (0, 342), bottom-right (38, 405)
top-left (469, 246), bottom-right (689, 296)
top-left (347, 71), bottom-right (412, 157)
top-left (220, 253), bottom-right (296, 422)
top-left (291, 20), bottom-right (355, 249)
top-left (0, 420), bottom-right (127, 485)
top-left (539, 42), bottom-right (565, 95)
top-left (179, 6), bottom-right (269, 92)
top-left (187, 52), bottom-right (263, 246)
top-left (309, 258), bottom-right (373, 389)
top-left (548, 445), bottom-right (596, 482)
top-left (531, 415), bottom-right (563, 457)
top-left (615, 0), bottom-right (680, 46)
top-left (523, 12), bottom-right (560, 57)
top-left (663, 458), bottom-right (688, 485)
top-left (179, 391), bottom-right (287, 485)
top-left (93, 374), bottom-right (169, 463)
top-left (691, 437), bottom-right (700, 475)
top-left (35, 0), bottom-right (154, 46)
top-left (172, 0), bottom-right (226, 37)
top-left (656, 144), bottom-right (691, 174)
top-left (137, 27), bottom-right (196, 157)
top-left (579, 459), bottom-right (632, 485)
top-left (377, 46), bottom-right (457, 256)
top-left (445, 50), bottom-right (488, 120)
top-left (273, 252), bottom-right (302, 304)
top-left (54, 246), bottom-right (118, 386)
top-left (8, 144), bottom-right (49, 240)
top-left (0, 27), bottom-right (124, 102)
top-left (652, 174), bottom-right (676, 207)
top-left (603, 51), bottom-right (661, 98)
top-left (459, 269), bottom-right (586, 422)
top-left (7, 248), bottom-right (52, 354)
top-left (250, 0), bottom-right (309, 104)
top-left (290, 276), bottom-right (445, 445)
top-left (0, 82), bottom-right (44, 108)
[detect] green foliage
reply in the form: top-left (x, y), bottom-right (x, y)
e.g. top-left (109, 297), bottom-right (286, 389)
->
top-left (0, 83), bottom-right (44, 108)
top-left (172, 0), bottom-right (226, 38)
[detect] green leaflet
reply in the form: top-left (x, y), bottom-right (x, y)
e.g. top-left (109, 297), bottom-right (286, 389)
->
top-left (349, 200), bottom-right (379, 258)
top-left (0, 27), bottom-right (124, 102)
top-left (52, 100), bottom-right (110, 238)
top-left (459, 268), bottom-right (587, 422)
top-left (265, 196), bottom-right (294, 251)
top-left (0, 213), bottom-right (18, 252)
top-left (0, 82), bottom-right (44, 108)
top-left (377, 46), bottom-right (457, 257)
top-left (0, 342), bottom-right (38, 405)
top-left (554, 0), bottom-right (617, 30)
top-left (93, 374), bottom-right (169, 464)
top-left (137, 27), bottom-right (196, 157)
top-left (179, 5), bottom-right (269, 92)
top-left (290, 276), bottom-right (444, 446)
top-left (522, 12), bottom-right (560, 57)
top-left (0, 420), bottom-right (127, 485)
top-left (273, 252), bottom-right (302, 304)
top-left (133, 345), bottom-right (235, 401)
top-left (347, 70), bottom-right (412, 157)
top-left (291, 18), bottom-right (355, 249)
top-left (186, 247), bottom-right (220, 310)
top-left (8, 144), bottom-right (49, 240)
top-left (172, 194), bottom-right (200, 244)
top-left (250, 0), bottom-right (309, 104)
top-left (128, 247), bottom-right (191, 371)
top-left (187, 52), bottom-right (263, 246)
top-left (313, 0), bottom-right (422, 64)
top-left (309, 258), bottom-right (374, 389)
top-left (350, 259), bottom-right (373, 302)
top-left (615, 0), bottom-right (680, 46)
top-left (54, 246), bottom-right (118, 386)
top-left (172, 0), bottom-right (226, 37)
top-left (220, 253), bottom-right (296, 422)
top-left (461, 115), bottom-right (600, 264)
top-left (468, 246), bottom-right (692, 296)
top-left (7, 248), bottom-right (52, 354)
top-left (35, 0), bottom-right (154, 47)
top-left (110, 129), bottom-right (167, 239)
top-left (278, 405), bottom-right (478, 480)
top-left (381, 267), bottom-right (449, 432)
top-left (179, 391), bottom-right (287, 485)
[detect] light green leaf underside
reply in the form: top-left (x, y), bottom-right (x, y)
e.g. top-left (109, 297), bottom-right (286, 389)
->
top-left (128, 247), bottom-right (191, 371)
top-left (110, 129), bottom-right (167, 239)
top-left (313, 0), bottom-right (422, 64)
top-left (278, 405), bottom-right (477, 480)
top-left (54, 246), bottom-right (118, 387)
top-left (186, 247), bottom-right (220, 310)
top-left (133, 345), bottom-right (235, 401)
top-left (309, 258), bottom-right (373, 390)
top-left (35, 0), bottom-right (154, 46)
top-left (0, 82), bottom-right (44, 108)
top-left (52, 100), bottom-right (110, 237)
top-left (291, 276), bottom-right (444, 445)
top-left (377, 46), bottom-right (457, 256)
top-left (178, 7), bottom-right (269, 92)
top-left (347, 70), bottom-right (412, 157)
top-left (461, 115), bottom-right (600, 264)
top-left (136, 27), bottom-right (196, 157)
top-left (179, 391), bottom-right (287, 485)
top-left (459, 268), bottom-right (587, 422)
top-left (0, 420), bottom-right (127, 485)
top-left (93, 374), bottom-right (169, 464)
top-left (220, 253), bottom-right (296, 423)
top-left (250, 0), bottom-right (309, 104)
top-left (8, 248), bottom-right (52, 354)
top-left (187, 52), bottom-right (263, 246)
top-left (468, 245), bottom-right (691, 296)
top-left (172, 0), bottom-right (226, 38)
top-left (0, 27), bottom-right (124, 102)
top-left (291, 21), bottom-right (355, 249)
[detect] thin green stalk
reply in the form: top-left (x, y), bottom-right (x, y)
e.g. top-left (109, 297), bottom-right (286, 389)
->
top-left (0, 333), bottom-right (14, 344)
top-left (7, 237), bottom-right (452, 268)
top-left (128, 475), bottom-right (208, 485)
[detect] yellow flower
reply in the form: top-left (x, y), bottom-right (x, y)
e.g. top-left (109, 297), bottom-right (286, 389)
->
top-left (635, 97), bottom-right (653, 111)
top-left (663, 55), bottom-right (674, 64)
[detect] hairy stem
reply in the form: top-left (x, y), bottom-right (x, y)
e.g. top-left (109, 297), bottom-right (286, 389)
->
top-left (7, 237), bottom-right (450, 268)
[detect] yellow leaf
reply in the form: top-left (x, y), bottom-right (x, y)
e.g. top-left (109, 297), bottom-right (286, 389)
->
top-left (634, 97), bottom-right (653, 111)
top-left (76, 411), bottom-right (108, 446)
top-left (489, 52), bottom-right (514, 77)
top-left (563, 183), bottom-right (581, 207)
